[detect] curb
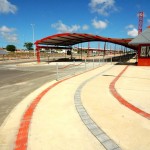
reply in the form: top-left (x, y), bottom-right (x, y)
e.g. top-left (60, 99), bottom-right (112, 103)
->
top-left (13, 64), bottom-right (106, 150)
top-left (74, 65), bottom-right (121, 150)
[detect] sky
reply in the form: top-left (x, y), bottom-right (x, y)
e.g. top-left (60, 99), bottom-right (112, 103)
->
top-left (0, 0), bottom-right (150, 49)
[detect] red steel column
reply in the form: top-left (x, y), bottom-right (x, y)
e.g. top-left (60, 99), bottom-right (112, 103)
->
top-left (98, 42), bottom-right (100, 56)
top-left (88, 42), bottom-right (90, 57)
top-left (36, 44), bottom-right (40, 63)
top-left (104, 42), bottom-right (106, 56)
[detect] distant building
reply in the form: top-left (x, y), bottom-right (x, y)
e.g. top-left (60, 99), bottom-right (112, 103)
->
top-left (129, 26), bottom-right (150, 66)
top-left (0, 48), bottom-right (8, 55)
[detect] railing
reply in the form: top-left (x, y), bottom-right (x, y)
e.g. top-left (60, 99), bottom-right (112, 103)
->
top-left (55, 53), bottom-right (136, 80)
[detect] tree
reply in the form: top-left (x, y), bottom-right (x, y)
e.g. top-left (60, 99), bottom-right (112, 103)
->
top-left (6, 45), bottom-right (16, 52)
top-left (24, 42), bottom-right (33, 50)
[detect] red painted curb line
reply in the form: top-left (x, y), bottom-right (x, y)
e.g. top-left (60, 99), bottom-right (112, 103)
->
top-left (14, 81), bottom-right (62, 150)
top-left (59, 62), bottom-right (83, 69)
top-left (59, 64), bottom-right (73, 69)
top-left (109, 66), bottom-right (150, 120)
top-left (13, 64), bottom-right (106, 150)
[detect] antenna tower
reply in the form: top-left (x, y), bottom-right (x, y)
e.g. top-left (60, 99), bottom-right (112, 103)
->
top-left (138, 12), bottom-right (144, 34)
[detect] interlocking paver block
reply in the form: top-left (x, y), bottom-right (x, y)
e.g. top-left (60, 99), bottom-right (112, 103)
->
top-left (77, 105), bottom-right (84, 109)
top-left (86, 123), bottom-right (98, 130)
top-left (80, 115), bottom-right (90, 120)
top-left (114, 148), bottom-right (122, 150)
top-left (82, 118), bottom-right (94, 125)
top-left (91, 128), bottom-right (103, 136)
top-left (77, 108), bottom-right (86, 112)
top-left (103, 140), bottom-right (119, 150)
top-left (79, 111), bottom-right (88, 116)
top-left (97, 133), bottom-right (110, 143)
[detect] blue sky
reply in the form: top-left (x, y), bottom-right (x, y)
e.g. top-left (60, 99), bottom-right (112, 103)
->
top-left (0, 0), bottom-right (150, 49)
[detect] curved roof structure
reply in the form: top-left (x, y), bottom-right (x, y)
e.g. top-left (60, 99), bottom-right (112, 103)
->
top-left (129, 27), bottom-right (150, 46)
top-left (35, 33), bottom-right (137, 50)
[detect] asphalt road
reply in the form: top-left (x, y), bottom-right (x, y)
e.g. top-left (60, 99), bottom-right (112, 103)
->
top-left (0, 62), bottom-right (59, 125)
top-left (0, 57), bottom-right (118, 126)
top-left (0, 60), bottom-right (93, 126)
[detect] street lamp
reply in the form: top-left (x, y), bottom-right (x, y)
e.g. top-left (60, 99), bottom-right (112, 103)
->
top-left (31, 24), bottom-right (35, 57)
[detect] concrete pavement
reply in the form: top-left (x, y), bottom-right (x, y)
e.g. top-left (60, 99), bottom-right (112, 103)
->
top-left (0, 63), bottom-right (150, 150)
top-left (82, 65), bottom-right (150, 150)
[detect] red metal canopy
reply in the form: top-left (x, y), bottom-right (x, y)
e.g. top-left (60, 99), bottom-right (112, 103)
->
top-left (35, 33), bottom-right (136, 49)
top-left (35, 33), bottom-right (137, 63)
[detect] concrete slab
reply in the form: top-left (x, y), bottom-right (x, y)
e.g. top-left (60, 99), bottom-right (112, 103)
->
top-left (1, 63), bottom-right (150, 150)
top-left (82, 65), bottom-right (150, 150)
top-left (116, 66), bottom-right (150, 114)
top-left (27, 65), bottom-right (113, 150)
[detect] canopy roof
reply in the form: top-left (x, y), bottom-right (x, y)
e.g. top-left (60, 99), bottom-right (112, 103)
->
top-left (129, 27), bottom-right (150, 46)
top-left (35, 33), bottom-right (136, 50)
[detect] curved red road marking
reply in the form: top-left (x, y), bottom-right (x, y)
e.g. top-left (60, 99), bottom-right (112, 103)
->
top-left (59, 62), bottom-right (83, 69)
top-left (109, 66), bottom-right (150, 120)
top-left (14, 81), bottom-right (63, 150)
top-left (59, 64), bottom-right (73, 69)
top-left (14, 63), bottom-right (105, 150)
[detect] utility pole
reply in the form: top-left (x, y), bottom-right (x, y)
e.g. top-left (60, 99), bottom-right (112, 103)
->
top-left (31, 24), bottom-right (35, 57)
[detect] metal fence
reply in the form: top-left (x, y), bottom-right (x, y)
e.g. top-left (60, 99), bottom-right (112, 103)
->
top-left (55, 58), bottom-right (106, 80)
top-left (55, 53), bottom-right (136, 80)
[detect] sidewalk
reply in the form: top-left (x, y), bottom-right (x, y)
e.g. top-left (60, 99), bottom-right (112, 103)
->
top-left (82, 65), bottom-right (150, 150)
top-left (0, 63), bottom-right (150, 150)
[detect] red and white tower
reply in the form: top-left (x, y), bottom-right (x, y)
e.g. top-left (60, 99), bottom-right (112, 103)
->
top-left (138, 12), bottom-right (144, 35)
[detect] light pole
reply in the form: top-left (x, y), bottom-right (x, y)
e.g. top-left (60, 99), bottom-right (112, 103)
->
top-left (31, 24), bottom-right (35, 57)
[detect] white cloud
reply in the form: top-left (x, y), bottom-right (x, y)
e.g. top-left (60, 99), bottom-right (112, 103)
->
top-left (126, 24), bottom-right (135, 29)
top-left (92, 18), bottom-right (107, 29)
top-left (0, 26), bottom-right (18, 42)
top-left (0, 25), bottom-right (15, 32)
top-left (89, 0), bottom-right (117, 16)
top-left (82, 25), bottom-right (89, 30)
top-left (1, 32), bottom-right (18, 42)
top-left (126, 24), bottom-right (138, 37)
top-left (0, 0), bottom-right (17, 14)
top-left (127, 28), bottom-right (138, 37)
top-left (51, 21), bottom-right (80, 33)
